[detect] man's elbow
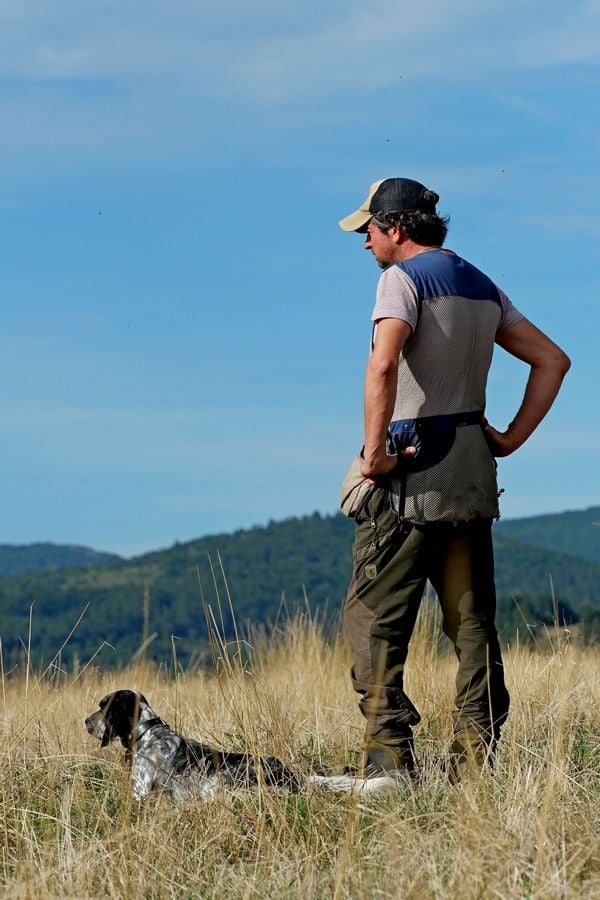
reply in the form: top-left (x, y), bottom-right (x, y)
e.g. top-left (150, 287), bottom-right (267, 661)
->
top-left (536, 346), bottom-right (571, 379)
top-left (555, 348), bottom-right (571, 378)
top-left (369, 355), bottom-right (398, 381)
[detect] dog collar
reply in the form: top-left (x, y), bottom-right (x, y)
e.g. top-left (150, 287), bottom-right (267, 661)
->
top-left (133, 717), bottom-right (167, 743)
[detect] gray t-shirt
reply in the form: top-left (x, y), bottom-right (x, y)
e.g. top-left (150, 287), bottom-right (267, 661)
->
top-left (368, 250), bottom-right (523, 522)
top-left (372, 254), bottom-right (523, 334)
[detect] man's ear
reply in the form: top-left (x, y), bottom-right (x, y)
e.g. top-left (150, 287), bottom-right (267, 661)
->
top-left (390, 225), bottom-right (407, 245)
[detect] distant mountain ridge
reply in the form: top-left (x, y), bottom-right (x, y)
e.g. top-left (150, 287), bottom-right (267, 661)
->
top-left (0, 543), bottom-right (123, 576)
top-left (3, 505), bottom-right (599, 576)
top-left (495, 506), bottom-right (600, 563)
top-left (0, 506), bottom-right (598, 668)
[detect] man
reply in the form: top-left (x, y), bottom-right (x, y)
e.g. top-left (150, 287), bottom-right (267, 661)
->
top-left (339, 177), bottom-right (570, 781)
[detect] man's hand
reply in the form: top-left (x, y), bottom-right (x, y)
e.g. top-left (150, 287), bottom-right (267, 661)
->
top-left (360, 445), bottom-right (416, 481)
top-left (482, 419), bottom-right (519, 458)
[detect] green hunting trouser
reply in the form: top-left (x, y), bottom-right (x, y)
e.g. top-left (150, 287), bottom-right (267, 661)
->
top-left (343, 482), bottom-right (510, 770)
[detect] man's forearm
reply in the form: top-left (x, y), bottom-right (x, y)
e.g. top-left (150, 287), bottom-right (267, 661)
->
top-left (507, 362), bottom-right (569, 447)
top-left (363, 354), bottom-right (398, 468)
top-left (360, 317), bottom-right (412, 477)
top-left (486, 353), bottom-right (571, 456)
top-left (487, 319), bottom-right (571, 457)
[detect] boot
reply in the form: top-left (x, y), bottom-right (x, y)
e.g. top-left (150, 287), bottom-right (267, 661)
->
top-left (363, 734), bottom-right (417, 782)
top-left (447, 729), bottom-right (492, 784)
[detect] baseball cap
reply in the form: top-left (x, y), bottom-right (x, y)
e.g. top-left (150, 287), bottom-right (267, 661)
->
top-left (339, 178), bottom-right (438, 232)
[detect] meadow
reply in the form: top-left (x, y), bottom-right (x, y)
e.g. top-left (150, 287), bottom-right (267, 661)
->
top-left (1, 606), bottom-right (598, 899)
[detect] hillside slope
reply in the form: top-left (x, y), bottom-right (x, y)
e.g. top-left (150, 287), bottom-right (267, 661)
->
top-left (495, 506), bottom-right (600, 563)
top-left (0, 510), bottom-right (598, 668)
top-left (0, 543), bottom-right (123, 575)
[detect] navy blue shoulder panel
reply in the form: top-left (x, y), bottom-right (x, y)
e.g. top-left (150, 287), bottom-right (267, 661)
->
top-left (397, 251), bottom-right (501, 305)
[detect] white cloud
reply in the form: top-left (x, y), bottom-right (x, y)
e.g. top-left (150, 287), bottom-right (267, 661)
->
top-left (0, 0), bottom-right (599, 175)
top-left (1, 0), bottom-right (598, 103)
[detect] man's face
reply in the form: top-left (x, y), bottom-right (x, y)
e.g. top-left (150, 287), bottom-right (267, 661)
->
top-left (363, 222), bottom-right (398, 269)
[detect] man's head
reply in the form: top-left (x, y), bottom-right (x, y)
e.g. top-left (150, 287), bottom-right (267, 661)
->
top-left (339, 178), bottom-right (449, 265)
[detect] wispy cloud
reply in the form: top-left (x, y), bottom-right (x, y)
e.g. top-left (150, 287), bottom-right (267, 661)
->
top-left (516, 213), bottom-right (600, 237)
top-left (512, 0), bottom-right (600, 67)
top-left (494, 93), bottom-right (555, 121)
top-left (1, 0), bottom-right (598, 160)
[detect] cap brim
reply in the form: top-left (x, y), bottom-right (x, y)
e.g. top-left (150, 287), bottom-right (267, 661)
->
top-left (338, 208), bottom-right (373, 232)
top-left (339, 178), bottom-right (386, 232)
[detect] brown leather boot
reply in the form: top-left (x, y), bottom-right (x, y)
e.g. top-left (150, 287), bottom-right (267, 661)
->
top-left (363, 735), bottom-right (417, 781)
top-left (447, 729), bottom-right (493, 784)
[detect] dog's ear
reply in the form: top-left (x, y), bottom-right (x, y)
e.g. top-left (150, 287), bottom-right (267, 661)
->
top-left (98, 692), bottom-right (117, 746)
top-left (100, 690), bottom-right (140, 748)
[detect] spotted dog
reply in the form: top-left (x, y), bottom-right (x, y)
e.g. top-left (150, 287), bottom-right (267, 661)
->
top-left (85, 689), bottom-right (302, 801)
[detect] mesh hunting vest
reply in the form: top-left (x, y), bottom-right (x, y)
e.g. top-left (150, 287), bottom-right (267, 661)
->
top-left (382, 250), bottom-right (502, 522)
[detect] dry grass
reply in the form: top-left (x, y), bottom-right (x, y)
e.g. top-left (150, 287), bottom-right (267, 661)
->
top-left (0, 606), bottom-right (598, 899)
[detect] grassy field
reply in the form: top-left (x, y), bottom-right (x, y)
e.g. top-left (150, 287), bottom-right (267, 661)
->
top-left (1, 607), bottom-right (598, 899)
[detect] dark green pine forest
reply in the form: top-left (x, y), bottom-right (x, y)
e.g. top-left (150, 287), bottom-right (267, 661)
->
top-left (0, 507), bottom-right (599, 670)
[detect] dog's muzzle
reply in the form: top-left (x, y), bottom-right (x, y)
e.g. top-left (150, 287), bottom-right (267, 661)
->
top-left (85, 710), bottom-right (111, 746)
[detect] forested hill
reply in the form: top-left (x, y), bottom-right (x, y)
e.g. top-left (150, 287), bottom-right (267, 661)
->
top-left (495, 506), bottom-right (600, 563)
top-left (0, 508), bottom-right (598, 669)
top-left (0, 543), bottom-right (123, 576)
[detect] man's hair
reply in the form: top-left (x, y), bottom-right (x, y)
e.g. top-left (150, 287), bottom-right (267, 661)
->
top-left (371, 209), bottom-right (450, 247)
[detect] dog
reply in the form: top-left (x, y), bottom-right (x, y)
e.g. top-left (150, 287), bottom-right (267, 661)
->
top-left (85, 689), bottom-right (302, 801)
top-left (85, 689), bottom-right (411, 800)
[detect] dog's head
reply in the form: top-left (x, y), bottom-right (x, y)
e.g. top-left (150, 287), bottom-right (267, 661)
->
top-left (85, 689), bottom-right (149, 748)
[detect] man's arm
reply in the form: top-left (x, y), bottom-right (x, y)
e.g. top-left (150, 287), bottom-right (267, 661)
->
top-left (361, 317), bottom-right (413, 478)
top-left (484, 318), bottom-right (571, 457)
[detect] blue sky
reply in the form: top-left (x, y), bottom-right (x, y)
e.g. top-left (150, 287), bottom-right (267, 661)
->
top-left (1, 0), bottom-right (598, 556)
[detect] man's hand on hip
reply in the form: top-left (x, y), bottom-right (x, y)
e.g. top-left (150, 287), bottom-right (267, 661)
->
top-left (482, 420), bottom-right (519, 457)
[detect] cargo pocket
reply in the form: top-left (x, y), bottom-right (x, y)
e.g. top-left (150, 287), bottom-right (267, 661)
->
top-left (352, 486), bottom-right (410, 601)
